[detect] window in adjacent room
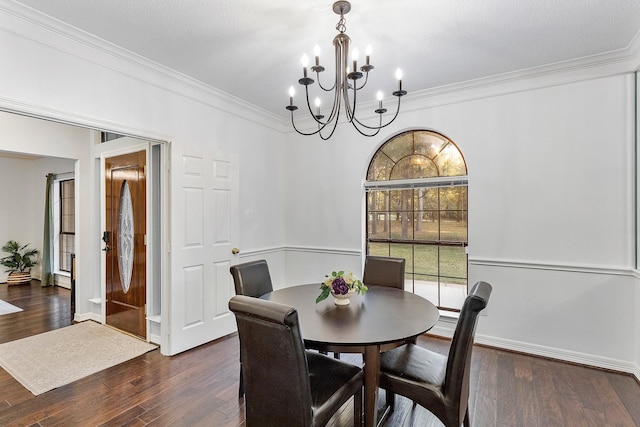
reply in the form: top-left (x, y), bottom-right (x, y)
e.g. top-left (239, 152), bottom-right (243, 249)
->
top-left (58, 179), bottom-right (75, 273)
top-left (365, 130), bottom-right (468, 311)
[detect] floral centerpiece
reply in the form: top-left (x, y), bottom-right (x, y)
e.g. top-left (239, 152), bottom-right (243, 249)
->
top-left (316, 270), bottom-right (368, 305)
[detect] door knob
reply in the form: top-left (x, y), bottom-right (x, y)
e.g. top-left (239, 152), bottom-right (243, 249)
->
top-left (231, 248), bottom-right (240, 255)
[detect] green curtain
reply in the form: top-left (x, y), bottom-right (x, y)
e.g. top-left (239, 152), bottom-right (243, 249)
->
top-left (41, 173), bottom-right (54, 287)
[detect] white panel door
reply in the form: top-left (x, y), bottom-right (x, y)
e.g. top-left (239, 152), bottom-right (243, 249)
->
top-left (168, 145), bottom-right (238, 355)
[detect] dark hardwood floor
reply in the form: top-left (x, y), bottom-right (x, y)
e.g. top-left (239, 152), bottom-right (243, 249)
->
top-left (0, 280), bottom-right (639, 426)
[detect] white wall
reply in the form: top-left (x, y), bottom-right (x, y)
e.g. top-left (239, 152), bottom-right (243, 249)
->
top-left (0, 113), bottom-right (83, 282)
top-left (284, 73), bottom-right (639, 372)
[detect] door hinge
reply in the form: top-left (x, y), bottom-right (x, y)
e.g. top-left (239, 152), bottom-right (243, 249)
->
top-left (144, 234), bottom-right (148, 246)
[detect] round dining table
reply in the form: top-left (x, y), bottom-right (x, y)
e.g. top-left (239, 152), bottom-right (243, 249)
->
top-left (262, 284), bottom-right (440, 427)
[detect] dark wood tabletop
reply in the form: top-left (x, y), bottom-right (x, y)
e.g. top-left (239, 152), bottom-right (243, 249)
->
top-left (262, 283), bottom-right (440, 427)
top-left (262, 283), bottom-right (440, 351)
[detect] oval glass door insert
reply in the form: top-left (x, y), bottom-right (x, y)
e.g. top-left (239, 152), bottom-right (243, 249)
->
top-left (118, 180), bottom-right (134, 294)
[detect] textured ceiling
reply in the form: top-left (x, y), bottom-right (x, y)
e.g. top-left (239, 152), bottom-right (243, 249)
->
top-left (11, 0), bottom-right (640, 118)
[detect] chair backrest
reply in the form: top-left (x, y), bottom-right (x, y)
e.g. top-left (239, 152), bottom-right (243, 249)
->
top-left (229, 295), bottom-right (313, 426)
top-left (229, 259), bottom-right (273, 298)
top-left (443, 281), bottom-right (492, 420)
top-left (362, 255), bottom-right (406, 289)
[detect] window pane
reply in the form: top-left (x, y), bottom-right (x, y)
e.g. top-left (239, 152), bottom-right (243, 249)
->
top-left (391, 155), bottom-right (438, 180)
top-left (369, 242), bottom-right (390, 257)
top-left (439, 246), bottom-right (467, 282)
top-left (60, 234), bottom-right (74, 272)
top-left (414, 245), bottom-right (438, 278)
top-left (414, 131), bottom-right (448, 158)
top-left (60, 180), bottom-right (75, 233)
top-left (59, 179), bottom-right (75, 272)
top-left (368, 190), bottom-right (390, 239)
top-left (414, 188), bottom-right (439, 241)
top-left (440, 187), bottom-right (467, 242)
top-left (367, 154), bottom-right (394, 181)
top-left (381, 132), bottom-right (413, 162)
top-left (435, 142), bottom-right (467, 176)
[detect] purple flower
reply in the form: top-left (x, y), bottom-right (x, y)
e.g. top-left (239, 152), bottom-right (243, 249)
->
top-left (332, 277), bottom-right (349, 295)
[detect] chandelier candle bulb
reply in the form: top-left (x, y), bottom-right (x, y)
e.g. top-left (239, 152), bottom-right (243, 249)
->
top-left (396, 68), bottom-right (403, 91)
top-left (352, 48), bottom-right (359, 75)
top-left (314, 45), bottom-right (320, 66)
top-left (365, 45), bottom-right (372, 66)
top-left (286, 86), bottom-right (298, 111)
top-left (374, 90), bottom-right (387, 114)
top-left (302, 54), bottom-right (309, 78)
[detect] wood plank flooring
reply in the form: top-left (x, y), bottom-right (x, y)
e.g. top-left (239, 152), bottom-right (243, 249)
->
top-left (0, 281), bottom-right (639, 426)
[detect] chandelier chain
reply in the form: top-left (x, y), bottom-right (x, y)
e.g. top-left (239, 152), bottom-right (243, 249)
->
top-left (336, 13), bottom-right (347, 34)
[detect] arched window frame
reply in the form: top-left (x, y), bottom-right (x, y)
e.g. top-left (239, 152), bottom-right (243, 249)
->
top-left (364, 130), bottom-right (468, 311)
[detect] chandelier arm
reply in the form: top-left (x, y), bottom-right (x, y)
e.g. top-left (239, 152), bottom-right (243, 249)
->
top-left (315, 71), bottom-right (336, 92)
top-left (328, 86), bottom-right (342, 124)
top-left (290, 114), bottom-right (322, 136)
top-left (355, 73), bottom-right (369, 91)
top-left (317, 80), bottom-right (343, 139)
top-left (290, 111), bottom-right (336, 136)
top-left (304, 86), bottom-right (323, 125)
top-left (305, 84), bottom-right (340, 126)
top-left (350, 96), bottom-right (403, 130)
top-left (349, 114), bottom-right (383, 137)
top-left (340, 74), bottom-right (355, 123)
top-left (318, 112), bottom-right (341, 140)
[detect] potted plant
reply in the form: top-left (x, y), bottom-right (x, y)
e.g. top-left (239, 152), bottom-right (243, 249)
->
top-left (1, 240), bottom-right (39, 285)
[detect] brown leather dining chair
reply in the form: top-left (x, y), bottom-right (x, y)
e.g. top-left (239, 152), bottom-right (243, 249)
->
top-left (362, 255), bottom-right (406, 289)
top-left (229, 259), bottom-right (273, 397)
top-left (230, 259), bottom-right (273, 300)
top-left (378, 281), bottom-right (492, 427)
top-left (229, 295), bottom-right (364, 427)
top-left (332, 255), bottom-right (408, 361)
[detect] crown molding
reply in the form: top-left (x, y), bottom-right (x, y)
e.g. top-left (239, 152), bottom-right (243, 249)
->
top-left (0, 0), bottom-right (287, 133)
top-left (4, 0), bottom-right (639, 134)
top-left (403, 43), bottom-right (640, 112)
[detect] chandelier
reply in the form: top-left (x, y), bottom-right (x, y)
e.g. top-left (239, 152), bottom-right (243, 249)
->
top-left (286, 1), bottom-right (407, 140)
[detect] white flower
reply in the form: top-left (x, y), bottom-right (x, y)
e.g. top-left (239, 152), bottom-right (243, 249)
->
top-left (343, 271), bottom-right (355, 285)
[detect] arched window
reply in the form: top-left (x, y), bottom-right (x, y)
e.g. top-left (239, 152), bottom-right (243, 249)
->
top-left (365, 130), bottom-right (468, 311)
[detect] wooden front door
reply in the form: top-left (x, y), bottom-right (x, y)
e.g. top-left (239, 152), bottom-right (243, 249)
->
top-left (105, 150), bottom-right (147, 339)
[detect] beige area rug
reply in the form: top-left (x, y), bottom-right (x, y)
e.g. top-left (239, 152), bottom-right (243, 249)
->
top-left (0, 321), bottom-right (157, 395)
top-left (0, 299), bottom-right (22, 315)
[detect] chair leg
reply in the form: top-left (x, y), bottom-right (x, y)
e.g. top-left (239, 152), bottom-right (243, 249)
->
top-left (385, 389), bottom-right (395, 410)
top-left (463, 407), bottom-right (470, 427)
top-left (353, 387), bottom-right (362, 427)
top-left (238, 363), bottom-right (244, 398)
top-left (334, 352), bottom-right (341, 359)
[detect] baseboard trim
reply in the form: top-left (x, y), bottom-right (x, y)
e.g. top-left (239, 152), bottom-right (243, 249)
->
top-left (428, 325), bottom-right (639, 379)
top-left (74, 312), bottom-right (102, 323)
top-left (148, 333), bottom-right (161, 345)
